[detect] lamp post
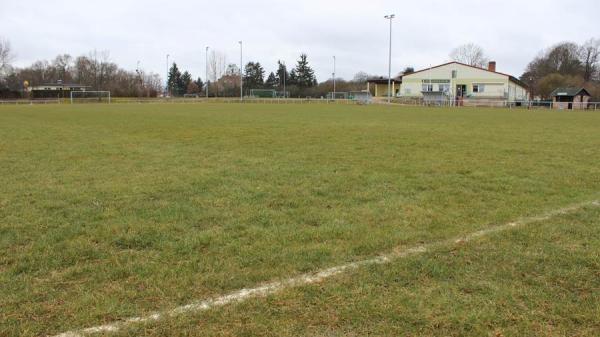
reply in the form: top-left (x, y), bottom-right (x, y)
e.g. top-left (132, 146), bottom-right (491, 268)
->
top-left (136, 60), bottom-right (141, 98)
top-left (239, 41), bottom-right (243, 101)
top-left (333, 55), bottom-right (336, 100)
top-left (384, 14), bottom-right (395, 104)
top-left (205, 46), bottom-right (209, 98)
top-left (165, 54), bottom-right (170, 97)
top-left (283, 61), bottom-right (286, 98)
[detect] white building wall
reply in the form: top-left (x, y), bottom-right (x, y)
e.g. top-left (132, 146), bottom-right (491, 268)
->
top-left (399, 62), bottom-right (527, 100)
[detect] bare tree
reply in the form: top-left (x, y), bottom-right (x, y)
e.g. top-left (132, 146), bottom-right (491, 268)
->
top-left (450, 43), bottom-right (489, 67)
top-left (579, 38), bottom-right (600, 81)
top-left (0, 37), bottom-right (15, 79)
top-left (208, 50), bottom-right (227, 96)
top-left (352, 71), bottom-right (369, 83)
top-left (52, 54), bottom-right (73, 81)
top-left (208, 50), bottom-right (226, 82)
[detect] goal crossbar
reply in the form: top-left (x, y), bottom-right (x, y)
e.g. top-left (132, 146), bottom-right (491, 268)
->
top-left (70, 91), bottom-right (111, 104)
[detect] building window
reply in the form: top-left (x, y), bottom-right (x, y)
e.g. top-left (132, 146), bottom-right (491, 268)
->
top-left (438, 84), bottom-right (450, 93)
top-left (452, 70), bottom-right (457, 78)
top-left (422, 84), bottom-right (433, 92)
top-left (473, 84), bottom-right (485, 93)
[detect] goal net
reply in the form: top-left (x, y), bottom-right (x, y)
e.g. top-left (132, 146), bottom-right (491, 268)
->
top-left (327, 92), bottom-right (348, 99)
top-left (70, 91), bottom-right (111, 104)
top-left (250, 89), bottom-right (276, 98)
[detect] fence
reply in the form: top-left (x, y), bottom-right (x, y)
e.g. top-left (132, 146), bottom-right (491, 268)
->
top-left (1, 97), bottom-right (600, 110)
top-left (374, 97), bottom-right (600, 110)
top-left (0, 99), bottom-right (61, 105)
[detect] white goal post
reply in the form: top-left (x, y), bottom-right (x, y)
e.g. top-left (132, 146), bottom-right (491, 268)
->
top-left (70, 91), bottom-right (111, 104)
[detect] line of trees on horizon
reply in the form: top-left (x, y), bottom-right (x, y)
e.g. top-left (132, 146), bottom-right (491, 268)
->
top-left (2, 36), bottom-right (599, 100)
top-left (0, 43), bottom-right (163, 99)
top-left (167, 53), bottom-right (368, 98)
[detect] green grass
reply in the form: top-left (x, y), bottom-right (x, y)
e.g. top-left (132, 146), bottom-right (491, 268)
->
top-left (1, 103), bottom-right (599, 336)
top-left (120, 205), bottom-right (600, 337)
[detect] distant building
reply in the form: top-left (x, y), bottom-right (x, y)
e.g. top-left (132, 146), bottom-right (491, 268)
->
top-left (368, 61), bottom-right (529, 104)
top-left (400, 61), bottom-right (529, 103)
top-left (366, 76), bottom-right (401, 97)
top-left (28, 80), bottom-right (90, 98)
top-left (550, 87), bottom-right (591, 110)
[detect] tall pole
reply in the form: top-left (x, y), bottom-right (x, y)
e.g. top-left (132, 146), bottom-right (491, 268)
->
top-left (166, 54), bottom-right (170, 97)
top-left (333, 55), bottom-right (336, 100)
top-left (239, 41), bottom-right (243, 101)
top-left (136, 60), bottom-right (141, 98)
top-left (205, 46), bottom-right (209, 98)
top-left (384, 14), bottom-right (395, 104)
top-left (283, 61), bottom-right (286, 98)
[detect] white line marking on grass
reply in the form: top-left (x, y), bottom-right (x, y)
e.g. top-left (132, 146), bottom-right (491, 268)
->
top-left (52, 199), bottom-right (600, 337)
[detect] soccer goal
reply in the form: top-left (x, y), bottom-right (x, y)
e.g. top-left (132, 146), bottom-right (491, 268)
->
top-left (327, 92), bottom-right (348, 99)
top-left (183, 94), bottom-right (199, 98)
top-left (276, 91), bottom-right (290, 98)
top-left (70, 91), bottom-right (111, 104)
top-left (250, 89), bottom-right (276, 98)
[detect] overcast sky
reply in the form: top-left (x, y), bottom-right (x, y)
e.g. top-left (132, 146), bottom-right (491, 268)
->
top-left (1, 0), bottom-right (598, 81)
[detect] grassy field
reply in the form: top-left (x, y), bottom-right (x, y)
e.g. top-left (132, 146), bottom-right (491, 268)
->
top-left (1, 103), bottom-right (599, 336)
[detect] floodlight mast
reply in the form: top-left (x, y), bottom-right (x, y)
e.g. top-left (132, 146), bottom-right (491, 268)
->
top-left (333, 55), bottom-right (336, 100)
top-left (205, 46), bottom-right (209, 98)
top-left (283, 61), bottom-right (286, 98)
top-left (166, 54), bottom-right (170, 97)
top-left (384, 14), bottom-right (395, 104)
top-left (239, 41), bottom-right (243, 101)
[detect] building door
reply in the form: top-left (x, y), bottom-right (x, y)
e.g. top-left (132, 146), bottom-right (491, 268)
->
top-left (455, 85), bottom-right (467, 106)
top-left (568, 102), bottom-right (573, 110)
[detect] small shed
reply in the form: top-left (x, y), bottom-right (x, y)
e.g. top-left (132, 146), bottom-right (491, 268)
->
top-left (550, 87), bottom-right (591, 110)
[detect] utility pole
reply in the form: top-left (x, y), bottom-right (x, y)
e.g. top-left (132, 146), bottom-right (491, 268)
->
top-left (384, 14), bottom-right (395, 104)
top-left (239, 41), bottom-right (243, 101)
top-left (205, 46), bottom-right (209, 98)
top-left (166, 54), bottom-right (170, 97)
top-left (333, 55), bottom-right (336, 100)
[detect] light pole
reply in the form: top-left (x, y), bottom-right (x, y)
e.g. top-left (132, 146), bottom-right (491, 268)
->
top-left (282, 61), bottom-right (286, 98)
top-left (384, 14), bottom-right (395, 104)
top-left (333, 55), bottom-right (336, 100)
top-left (166, 54), bottom-right (170, 97)
top-left (205, 46), bottom-right (209, 98)
top-left (136, 60), bottom-right (141, 98)
top-left (239, 41), bottom-right (243, 101)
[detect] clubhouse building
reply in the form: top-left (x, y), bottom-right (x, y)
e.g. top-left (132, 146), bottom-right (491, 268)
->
top-left (368, 61), bottom-right (529, 103)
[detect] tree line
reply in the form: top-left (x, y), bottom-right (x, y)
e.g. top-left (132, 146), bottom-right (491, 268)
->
top-left (6, 35), bottom-right (596, 100)
top-left (0, 50), bottom-right (163, 98)
top-left (520, 39), bottom-right (600, 99)
top-left (167, 53), bottom-right (366, 98)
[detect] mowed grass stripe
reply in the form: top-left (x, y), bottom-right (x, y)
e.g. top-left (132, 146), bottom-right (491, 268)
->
top-left (1, 104), bottom-right (600, 336)
top-left (53, 199), bottom-right (600, 337)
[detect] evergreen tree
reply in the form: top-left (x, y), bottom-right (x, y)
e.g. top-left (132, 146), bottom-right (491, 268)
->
top-left (288, 69), bottom-right (298, 86)
top-left (265, 72), bottom-right (278, 88)
top-left (294, 53), bottom-right (316, 88)
top-left (181, 71), bottom-right (192, 95)
top-left (194, 77), bottom-right (204, 92)
top-left (167, 63), bottom-right (182, 96)
top-left (243, 61), bottom-right (265, 89)
top-left (275, 60), bottom-right (289, 87)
